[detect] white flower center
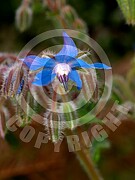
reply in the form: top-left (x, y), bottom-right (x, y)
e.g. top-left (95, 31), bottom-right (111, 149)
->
top-left (53, 63), bottom-right (71, 76)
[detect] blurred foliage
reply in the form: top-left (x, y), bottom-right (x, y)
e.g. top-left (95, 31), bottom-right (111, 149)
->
top-left (91, 139), bottom-right (110, 164)
top-left (68, 0), bottom-right (135, 60)
top-left (0, 0), bottom-right (135, 60)
top-left (98, 120), bottom-right (135, 180)
top-left (112, 54), bottom-right (135, 119)
top-left (5, 130), bottom-right (20, 149)
top-left (117, 0), bottom-right (135, 25)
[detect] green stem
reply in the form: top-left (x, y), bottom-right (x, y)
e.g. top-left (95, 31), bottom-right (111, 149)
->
top-left (66, 128), bottom-right (102, 180)
top-left (77, 149), bottom-right (102, 180)
top-left (58, 87), bottom-right (102, 180)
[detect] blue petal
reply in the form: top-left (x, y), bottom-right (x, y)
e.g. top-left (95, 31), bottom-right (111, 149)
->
top-left (55, 32), bottom-right (78, 63)
top-left (20, 55), bottom-right (56, 70)
top-left (69, 70), bottom-right (82, 90)
top-left (17, 79), bottom-right (24, 95)
top-left (70, 59), bottom-right (91, 68)
top-left (88, 63), bottom-right (112, 69)
top-left (70, 59), bottom-right (111, 69)
top-left (32, 69), bottom-right (56, 86)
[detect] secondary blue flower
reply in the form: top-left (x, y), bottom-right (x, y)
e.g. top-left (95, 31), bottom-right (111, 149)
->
top-left (20, 32), bottom-right (111, 91)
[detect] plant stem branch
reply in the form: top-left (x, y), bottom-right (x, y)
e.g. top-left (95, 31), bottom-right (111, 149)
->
top-left (58, 87), bottom-right (102, 180)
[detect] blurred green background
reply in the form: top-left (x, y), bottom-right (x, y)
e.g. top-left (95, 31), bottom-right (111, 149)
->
top-left (1, 0), bottom-right (135, 61)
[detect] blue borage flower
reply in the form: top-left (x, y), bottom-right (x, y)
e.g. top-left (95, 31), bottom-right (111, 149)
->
top-left (20, 32), bottom-right (111, 91)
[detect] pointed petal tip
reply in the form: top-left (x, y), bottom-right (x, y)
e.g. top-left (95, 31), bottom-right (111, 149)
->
top-left (62, 31), bottom-right (69, 38)
top-left (107, 66), bottom-right (112, 70)
top-left (90, 63), bottom-right (112, 70)
top-left (102, 64), bottom-right (112, 70)
top-left (55, 32), bottom-right (78, 62)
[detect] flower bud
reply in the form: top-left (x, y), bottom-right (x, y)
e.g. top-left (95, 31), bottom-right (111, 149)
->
top-left (15, 4), bottom-right (33, 32)
top-left (1, 63), bottom-right (28, 98)
top-left (73, 18), bottom-right (87, 32)
top-left (63, 102), bottom-right (78, 130)
top-left (60, 5), bottom-right (77, 23)
top-left (44, 111), bottom-right (65, 143)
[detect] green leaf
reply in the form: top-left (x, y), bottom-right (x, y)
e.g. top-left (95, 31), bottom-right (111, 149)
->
top-left (117, 0), bottom-right (135, 25)
top-left (91, 139), bottom-right (110, 163)
top-left (5, 130), bottom-right (20, 149)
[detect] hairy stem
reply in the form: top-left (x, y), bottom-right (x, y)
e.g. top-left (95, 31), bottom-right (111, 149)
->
top-left (58, 86), bottom-right (102, 180)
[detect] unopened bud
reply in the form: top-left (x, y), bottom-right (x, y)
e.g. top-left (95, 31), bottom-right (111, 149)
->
top-left (61, 5), bottom-right (77, 23)
top-left (73, 18), bottom-right (87, 32)
top-left (44, 112), bottom-right (65, 143)
top-left (15, 4), bottom-right (33, 32)
top-left (1, 63), bottom-right (28, 98)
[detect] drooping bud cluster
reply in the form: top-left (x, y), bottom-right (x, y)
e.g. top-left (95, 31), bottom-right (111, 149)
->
top-left (15, 0), bottom-right (88, 34)
top-left (0, 54), bottom-right (28, 138)
top-left (1, 63), bottom-right (28, 98)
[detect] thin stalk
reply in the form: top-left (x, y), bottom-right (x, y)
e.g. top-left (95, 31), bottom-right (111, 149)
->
top-left (58, 86), bottom-right (102, 180)
top-left (65, 127), bottom-right (102, 180)
top-left (76, 147), bottom-right (102, 180)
